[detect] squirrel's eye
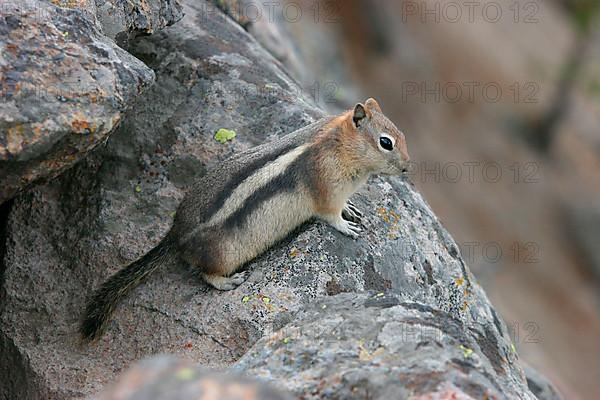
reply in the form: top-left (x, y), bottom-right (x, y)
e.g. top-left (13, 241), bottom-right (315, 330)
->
top-left (379, 136), bottom-right (394, 151)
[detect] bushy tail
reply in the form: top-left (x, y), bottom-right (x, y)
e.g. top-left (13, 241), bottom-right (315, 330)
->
top-left (80, 241), bottom-right (172, 341)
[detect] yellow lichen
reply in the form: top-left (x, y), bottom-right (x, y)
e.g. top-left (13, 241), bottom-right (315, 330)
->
top-left (459, 345), bottom-right (474, 358)
top-left (214, 128), bottom-right (236, 144)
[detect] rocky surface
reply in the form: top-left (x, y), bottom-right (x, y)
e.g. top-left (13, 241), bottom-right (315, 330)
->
top-left (523, 364), bottom-right (562, 400)
top-left (95, 356), bottom-right (293, 400)
top-left (215, 0), bottom-right (359, 110)
top-left (0, 0), bottom-right (182, 204)
top-left (236, 293), bottom-right (534, 399)
top-left (91, 0), bottom-right (183, 45)
top-left (0, 0), bottom-right (558, 399)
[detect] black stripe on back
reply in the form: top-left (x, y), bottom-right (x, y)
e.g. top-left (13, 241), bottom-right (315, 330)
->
top-left (223, 149), bottom-right (312, 230)
top-left (202, 142), bottom-right (298, 221)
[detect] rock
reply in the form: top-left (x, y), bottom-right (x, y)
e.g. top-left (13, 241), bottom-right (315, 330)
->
top-left (95, 355), bottom-right (293, 400)
top-left (92, 0), bottom-right (183, 45)
top-left (0, 0), bottom-right (182, 204)
top-left (524, 364), bottom-right (562, 400)
top-left (215, 0), bottom-right (309, 85)
top-left (0, 0), bottom-right (557, 399)
top-left (236, 293), bottom-right (532, 399)
top-left (215, 0), bottom-right (359, 109)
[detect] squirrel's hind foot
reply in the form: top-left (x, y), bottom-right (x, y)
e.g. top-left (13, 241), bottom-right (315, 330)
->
top-left (203, 271), bottom-right (250, 291)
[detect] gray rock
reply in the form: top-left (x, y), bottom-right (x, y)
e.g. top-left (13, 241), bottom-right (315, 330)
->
top-left (0, 0), bottom-right (182, 204)
top-left (215, 0), bottom-right (359, 110)
top-left (235, 293), bottom-right (532, 399)
top-left (0, 0), bottom-right (557, 399)
top-left (94, 355), bottom-right (293, 400)
top-left (92, 0), bottom-right (183, 45)
top-left (524, 364), bottom-right (562, 400)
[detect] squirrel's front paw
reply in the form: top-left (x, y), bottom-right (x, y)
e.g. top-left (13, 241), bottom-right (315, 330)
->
top-left (342, 201), bottom-right (363, 223)
top-left (331, 218), bottom-right (362, 239)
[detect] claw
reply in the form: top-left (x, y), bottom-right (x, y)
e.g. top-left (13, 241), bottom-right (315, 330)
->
top-left (343, 201), bottom-right (363, 223)
top-left (331, 218), bottom-right (362, 239)
top-left (230, 270), bottom-right (250, 285)
top-left (347, 200), bottom-right (363, 216)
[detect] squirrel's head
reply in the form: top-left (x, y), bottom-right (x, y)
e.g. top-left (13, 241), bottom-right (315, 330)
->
top-left (350, 98), bottom-right (410, 176)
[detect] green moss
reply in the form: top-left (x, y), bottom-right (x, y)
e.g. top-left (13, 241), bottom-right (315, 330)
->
top-left (214, 128), bottom-right (236, 144)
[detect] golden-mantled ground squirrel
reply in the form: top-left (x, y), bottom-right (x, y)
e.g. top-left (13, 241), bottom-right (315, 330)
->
top-left (81, 98), bottom-right (410, 340)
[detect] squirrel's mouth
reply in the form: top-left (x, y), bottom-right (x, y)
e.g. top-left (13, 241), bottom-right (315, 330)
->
top-left (379, 168), bottom-right (398, 176)
top-left (386, 164), bottom-right (406, 176)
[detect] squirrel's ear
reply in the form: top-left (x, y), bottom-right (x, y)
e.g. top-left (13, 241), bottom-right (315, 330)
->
top-left (365, 98), bottom-right (382, 113)
top-left (353, 103), bottom-right (367, 127)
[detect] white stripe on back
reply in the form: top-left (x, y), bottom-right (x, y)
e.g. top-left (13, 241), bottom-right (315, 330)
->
top-left (205, 144), bottom-right (309, 227)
